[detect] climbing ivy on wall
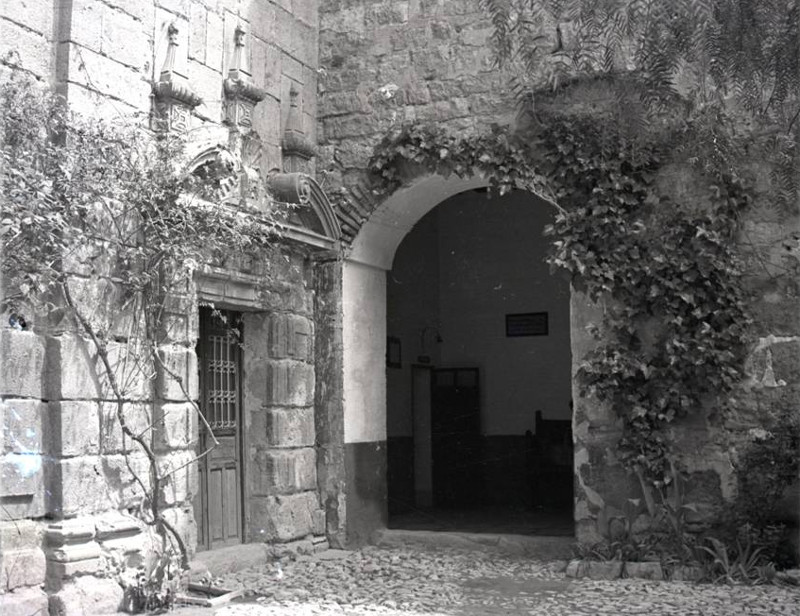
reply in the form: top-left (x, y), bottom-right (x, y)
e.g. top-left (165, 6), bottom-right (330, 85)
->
top-left (369, 99), bottom-right (753, 489)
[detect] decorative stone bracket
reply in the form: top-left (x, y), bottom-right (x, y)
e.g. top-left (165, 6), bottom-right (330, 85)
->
top-left (151, 23), bottom-right (202, 133)
top-left (282, 85), bottom-right (316, 173)
top-left (267, 172), bottom-right (341, 243)
top-left (223, 25), bottom-right (266, 130)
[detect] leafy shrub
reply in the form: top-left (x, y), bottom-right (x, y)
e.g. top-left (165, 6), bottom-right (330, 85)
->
top-left (735, 411), bottom-right (800, 527)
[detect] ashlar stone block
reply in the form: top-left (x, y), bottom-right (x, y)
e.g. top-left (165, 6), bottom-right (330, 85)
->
top-left (253, 491), bottom-right (321, 542)
top-left (99, 4), bottom-right (151, 71)
top-left (59, 42), bottom-right (150, 111)
top-left (0, 329), bottom-right (45, 399)
top-left (266, 360), bottom-right (315, 407)
top-left (100, 401), bottom-right (152, 454)
top-left (0, 547), bottom-right (46, 590)
top-left (266, 407), bottom-right (315, 448)
top-left (156, 346), bottom-right (199, 402)
top-left (1, 452), bottom-right (45, 498)
top-left (1, 399), bottom-right (46, 454)
top-left (160, 506), bottom-right (197, 558)
top-left (268, 314), bottom-right (313, 360)
top-left (0, 586), bottom-right (49, 616)
top-left (157, 450), bottom-right (198, 505)
top-left (49, 401), bottom-right (100, 457)
top-left (0, 0), bottom-right (52, 35)
top-left (154, 402), bottom-right (196, 451)
top-left (0, 15), bottom-right (51, 78)
top-left (253, 448), bottom-right (317, 495)
top-left (48, 576), bottom-right (123, 616)
top-left (47, 334), bottom-right (149, 401)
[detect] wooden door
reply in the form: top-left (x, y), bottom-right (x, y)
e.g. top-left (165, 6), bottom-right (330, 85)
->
top-left (194, 309), bottom-right (243, 551)
top-left (431, 368), bottom-right (481, 508)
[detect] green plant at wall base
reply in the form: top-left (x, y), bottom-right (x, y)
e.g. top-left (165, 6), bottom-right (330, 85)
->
top-left (369, 105), bottom-right (753, 488)
top-left (734, 413), bottom-right (800, 526)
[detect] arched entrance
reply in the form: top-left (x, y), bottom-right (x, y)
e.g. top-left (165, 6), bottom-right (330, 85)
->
top-left (341, 175), bottom-right (575, 544)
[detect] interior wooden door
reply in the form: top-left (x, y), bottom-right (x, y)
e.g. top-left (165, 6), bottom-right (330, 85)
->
top-left (431, 368), bottom-right (481, 508)
top-left (194, 308), bottom-right (243, 551)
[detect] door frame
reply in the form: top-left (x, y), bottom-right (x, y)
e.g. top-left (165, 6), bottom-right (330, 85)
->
top-left (195, 307), bottom-right (246, 552)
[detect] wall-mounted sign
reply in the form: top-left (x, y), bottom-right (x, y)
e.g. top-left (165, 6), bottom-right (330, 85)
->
top-left (506, 312), bottom-right (549, 337)
top-left (387, 336), bottom-right (402, 368)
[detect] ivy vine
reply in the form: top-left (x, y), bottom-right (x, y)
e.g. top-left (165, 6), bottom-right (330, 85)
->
top-left (369, 103), bottom-right (754, 488)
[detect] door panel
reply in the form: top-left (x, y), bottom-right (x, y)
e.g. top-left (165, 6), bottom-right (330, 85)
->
top-left (431, 368), bottom-right (481, 508)
top-left (194, 309), bottom-right (244, 551)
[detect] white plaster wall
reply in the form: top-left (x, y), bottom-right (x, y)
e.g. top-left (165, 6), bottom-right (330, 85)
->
top-left (348, 175), bottom-right (487, 270)
top-left (437, 191), bottom-right (572, 434)
top-left (385, 190), bottom-right (572, 438)
top-left (386, 212), bottom-right (441, 438)
top-left (342, 260), bottom-right (387, 444)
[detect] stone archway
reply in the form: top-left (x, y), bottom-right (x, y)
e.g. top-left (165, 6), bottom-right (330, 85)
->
top-left (340, 173), bottom-right (580, 545)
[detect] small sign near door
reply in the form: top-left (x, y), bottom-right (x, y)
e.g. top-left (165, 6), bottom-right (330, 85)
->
top-left (506, 312), bottom-right (549, 337)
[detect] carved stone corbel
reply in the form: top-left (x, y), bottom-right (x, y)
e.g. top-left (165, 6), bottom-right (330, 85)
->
top-left (223, 25), bottom-right (266, 131)
top-left (151, 23), bottom-right (202, 133)
top-left (281, 84), bottom-right (316, 173)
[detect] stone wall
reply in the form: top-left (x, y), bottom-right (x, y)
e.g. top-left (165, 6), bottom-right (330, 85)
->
top-left (319, 1), bottom-right (800, 545)
top-left (2, 1), bottom-right (337, 613)
top-left (318, 0), bottom-right (516, 241)
top-left (2, 0), bottom-right (319, 170)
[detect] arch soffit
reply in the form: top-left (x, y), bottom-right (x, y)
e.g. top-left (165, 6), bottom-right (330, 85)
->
top-left (347, 174), bottom-right (490, 271)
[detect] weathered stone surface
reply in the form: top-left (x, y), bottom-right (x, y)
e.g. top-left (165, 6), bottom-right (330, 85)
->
top-left (266, 361), bottom-right (315, 406)
top-left (58, 42), bottom-right (150, 111)
top-left (48, 576), bottom-right (123, 616)
top-left (157, 450), bottom-right (197, 505)
top-left (154, 402), bottom-right (196, 450)
top-left (1, 451), bottom-right (45, 500)
top-left (0, 586), bottom-right (49, 616)
top-left (99, 401), bottom-right (152, 454)
top-left (253, 448), bottom-right (317, 495)
top-left (0, 546), bottom-right (46, 589)
top-left (49, 456), bottom-right (109, 516)
top-left (252, 492), bottom-right (321, 542)
top-left (160, 506), bottom-right (197, 558)
top-left (94, 510), bottom-right (142, 539)
top-left (50, 453), bottom-right (150, 516)
top-left (313, 260), bottom-right (346, 547)
top-left (156, 346), bottom-right (199, 401)
top-left (268, 314), bottom-right (314, 360)
top-left (265, 407), bottom-right (315, 447)
top-left (99, 3), bottom-right (151, 69)
top-left (586, 560), bottom-right (624, 580)
top-left (0, 330), bottom-right (45, 399)
top-left (46, 334), bottom-right (148, 400)
top-left (0, 15), bottom-right (51, 77)
top-left (565, 559), bottom-right (587, 578)
top-left (49, 401), bottom-right (101, 457)
top-left (1, 399), bottom-right (45, 454)
top-left (624, 561), bottom-right (664, 580)
top-left (0, 0), bottom-right (52, 35)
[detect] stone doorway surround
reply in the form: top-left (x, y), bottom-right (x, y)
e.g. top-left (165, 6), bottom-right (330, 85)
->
top-left (341, 174), bottom-right (580, 545)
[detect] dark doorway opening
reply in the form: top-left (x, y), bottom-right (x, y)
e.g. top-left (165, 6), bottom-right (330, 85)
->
top-left (385, 190), bottom-right (573, 537)
top-left (194, 308), bottom-right (244, 551)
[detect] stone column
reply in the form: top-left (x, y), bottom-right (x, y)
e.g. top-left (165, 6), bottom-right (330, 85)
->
top-left (314, 260), bottom-right (347, 548)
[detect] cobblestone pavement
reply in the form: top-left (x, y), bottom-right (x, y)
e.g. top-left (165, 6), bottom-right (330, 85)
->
top-left (175, 545), bottom-right (800, 616)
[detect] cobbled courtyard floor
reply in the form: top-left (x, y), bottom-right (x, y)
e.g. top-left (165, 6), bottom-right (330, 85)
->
top-left (174, 544), bottom-right (800, 616)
